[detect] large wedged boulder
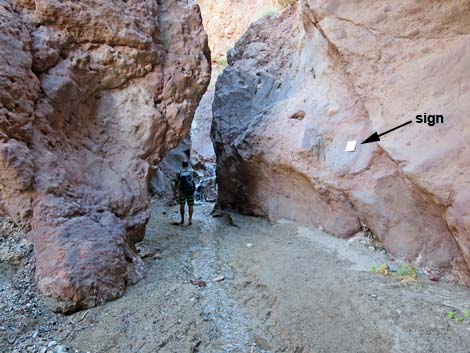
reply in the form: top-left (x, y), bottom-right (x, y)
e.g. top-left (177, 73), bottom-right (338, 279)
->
top-left (212, 1), bottom-right (470, 282)
top-left (0, 0), bottom-right (210, 310)
top-left (198, 0), bottom-right (280, 62)
top-left (148, 0), bottom-right (282, 202)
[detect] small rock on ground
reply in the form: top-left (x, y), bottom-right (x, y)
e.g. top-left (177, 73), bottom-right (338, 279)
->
top-left (212, 275), bottom-right (225, 282)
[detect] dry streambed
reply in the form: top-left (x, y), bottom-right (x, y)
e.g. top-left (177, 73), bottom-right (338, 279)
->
top-left (2, 202), bottom-right (470, 353)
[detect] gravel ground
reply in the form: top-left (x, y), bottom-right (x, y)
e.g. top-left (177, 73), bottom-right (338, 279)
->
top-left (0, 219), bottom-right (78, 353)
top-left (2, 202), bottom-right (470, 353)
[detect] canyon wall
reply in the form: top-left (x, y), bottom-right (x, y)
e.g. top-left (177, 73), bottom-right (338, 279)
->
top-left (150, 0), bottom-right (281, 202)
top-left (212, 1), bottom-right (470, 282)
top-left (0, 0), bottom-right (210, 310)
top-left (149, 136), bottom-right (191, 201)
top-left (198, 0), bottom-right (280, 63)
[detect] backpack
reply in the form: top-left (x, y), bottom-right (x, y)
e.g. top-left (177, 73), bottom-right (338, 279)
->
top-left (179, 170), bottom-right (196, 194)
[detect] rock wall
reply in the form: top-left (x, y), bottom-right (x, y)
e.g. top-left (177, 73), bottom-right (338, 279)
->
top-left (149, 0), bottom-right (281, 202)
top-left (0, 0), bottom-right (210, 310)
top-left (198, 0), bottom-right (280, 62)
top-left (191, 89), bottom-right (216, 164)
top-left (149, 136), bottom-right (191, 201)
top-left (212, 1), bottom-right (470, 282)
top-left (148, 87), bottom-right (214, 202)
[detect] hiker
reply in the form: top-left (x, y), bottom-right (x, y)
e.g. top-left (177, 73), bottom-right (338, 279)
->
top-left (175, 161), bottom-right (197, 225)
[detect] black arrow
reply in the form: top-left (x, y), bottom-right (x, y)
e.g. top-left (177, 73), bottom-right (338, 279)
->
top-left (361, 120), bottom-right (413, 144)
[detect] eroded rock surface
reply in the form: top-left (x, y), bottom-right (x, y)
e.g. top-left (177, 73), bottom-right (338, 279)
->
top-left (0, 0), bottom-right (210, 309)
top-left (198, 0), bottom-right (280, 63)
top-left (150, 0), bottom-right (281, 202)
top-left (149, 136), bottom-right (191, 201)
top-left (212, 1), bottom-right (470, 282)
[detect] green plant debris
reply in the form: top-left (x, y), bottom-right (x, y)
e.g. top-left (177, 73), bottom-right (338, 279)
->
top-left (369, 264), bottom-right (390, 276)
top-left (369, 262), bottom-right (417, 281)
top-left (277, 0), bottom-right (296, 9)
top-left (215, 56), bottom-right (228, 68)
top-left (254, 4), bottom-right (282, 21)
top-left (447, 310), bottom-right (470, 323)
top-left (397, 263), bottom-right (417, 281)
top-left (255, 10), bottom-right (280, 20)
top-left (377, 264), bottom-right (391, 276)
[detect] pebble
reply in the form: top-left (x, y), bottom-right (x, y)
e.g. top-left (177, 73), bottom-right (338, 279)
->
top-left (191, 280), bottom-right (207, 288)
top-left (0, 219), bottom-right (76, 353)
top-left (246, 243), bottom-right (253, 248)
top-left (212, 275), bottom-right (225, 282)
top-left (370, 294), bottom-right (377, 299)
top-left (425, 267), bottom-right (440, 281)
top-left (48, 340), bottom-right (57, 348)
top-left (368, 246), bottom-right (375, 251)
top-left (255, 336), bottom-right (272, 351)
top-left (347, 234), bottom-right (372, 246)
top-left (53, 345), bottom-right (69, 353)
top-left (154, 253), bottom-right (162, 260)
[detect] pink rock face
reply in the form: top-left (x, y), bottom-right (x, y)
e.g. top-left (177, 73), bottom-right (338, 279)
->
top-left (212, 2), bottom-right (470, 282)
top-left (0, 0), bottom-right (210, 310)
top-left (198, 0), bottom-right (280, 63)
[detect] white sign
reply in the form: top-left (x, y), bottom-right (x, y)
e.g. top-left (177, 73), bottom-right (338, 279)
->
top-left (345, 140), bottom-right (357, 152)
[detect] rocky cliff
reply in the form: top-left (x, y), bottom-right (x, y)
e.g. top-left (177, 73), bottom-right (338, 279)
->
top-left (212, 1), bottom-right (470, 282)
top-left (198, 0), bottom-right (280, 63)
top-left (149, 136), bottom-right (191, 201)
top-left (0, 0), bottom-right (210, 310)
top-left (150, 0), bottom-right (280, 203)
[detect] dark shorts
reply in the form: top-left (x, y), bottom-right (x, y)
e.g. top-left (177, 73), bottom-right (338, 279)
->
top-left (178, 193), bottom-right (194, 206)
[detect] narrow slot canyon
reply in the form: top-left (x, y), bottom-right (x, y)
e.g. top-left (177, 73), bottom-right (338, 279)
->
top-left (1, 1), bottom-right (470, 352)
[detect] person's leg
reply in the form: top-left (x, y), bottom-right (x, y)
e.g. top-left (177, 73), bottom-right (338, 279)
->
top-left (180, 204), bottom-right (185, 224)
top-left (188, 194), bottom-right (194, 225)
top-left (188, 205), bottom-right (193, 225)
top-left (178, 194), bottom-right (185, 224)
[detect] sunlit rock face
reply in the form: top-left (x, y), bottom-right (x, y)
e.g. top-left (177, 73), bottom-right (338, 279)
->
top-left (198, 0), bottom-right (280, 62)
top-left (212, 1), bottom-right (470, 282)
top-left (0, 0), bottom-right (210, 310)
